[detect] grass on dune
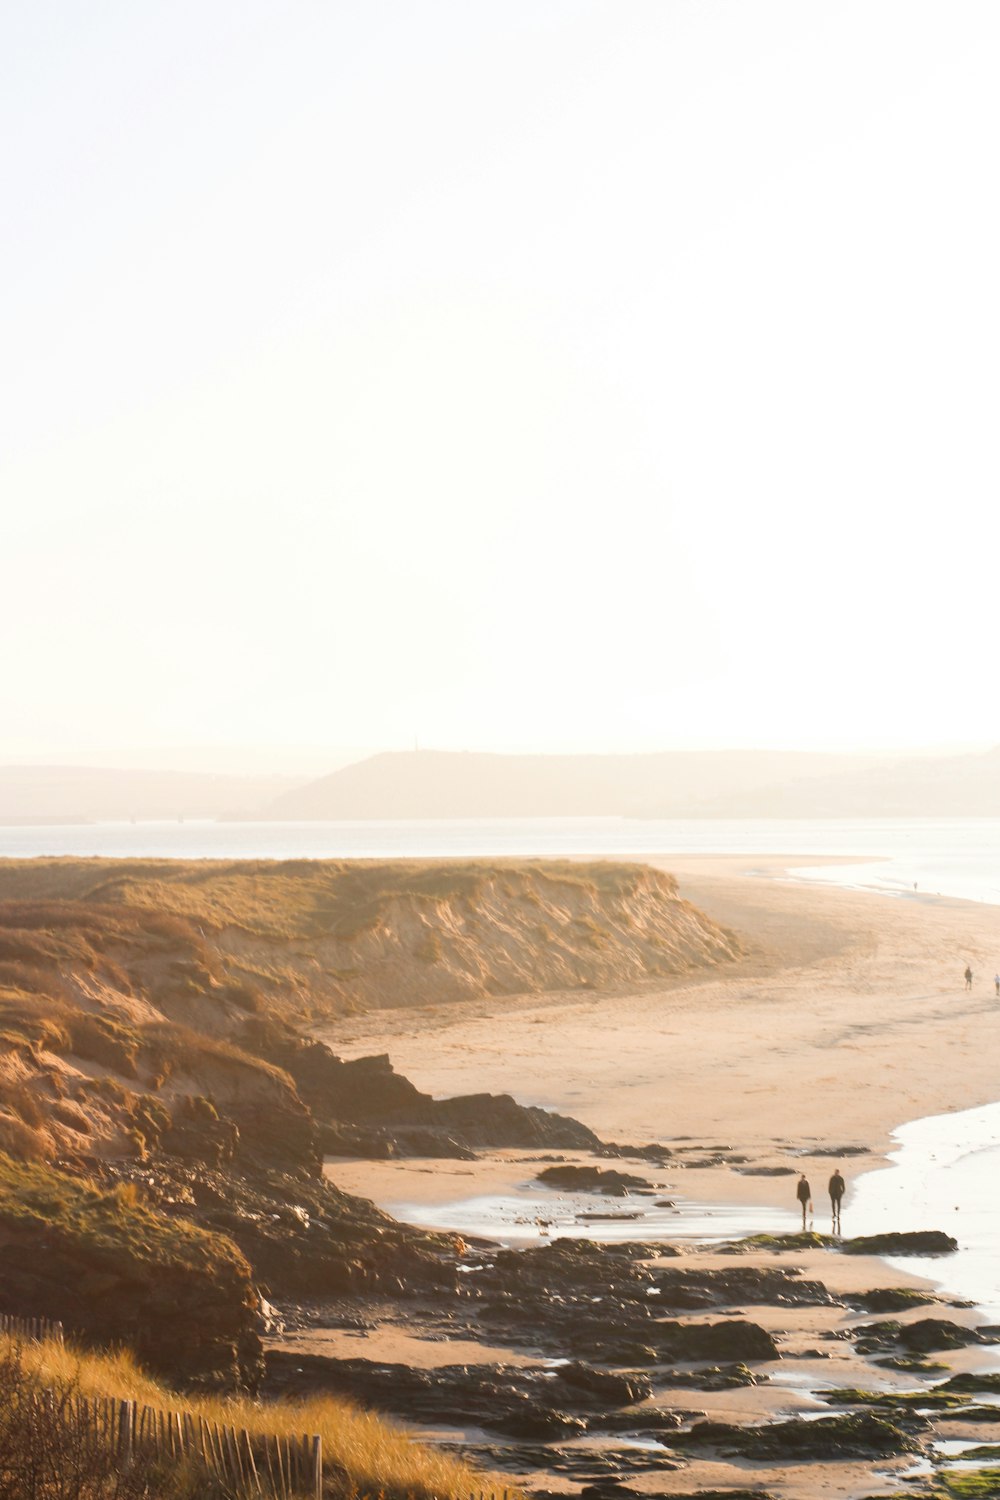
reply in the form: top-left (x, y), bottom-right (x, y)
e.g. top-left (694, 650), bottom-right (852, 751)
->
top-left (0, 857), bottom-right (675, 941)
top-left (11, 1333), bottom-right (506, 1500)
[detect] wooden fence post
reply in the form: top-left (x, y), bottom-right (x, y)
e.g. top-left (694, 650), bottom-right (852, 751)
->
top-left (119, 1392), bottom-right (134, 1464)
top-left (310, 1433), bottom-right (322, 1500)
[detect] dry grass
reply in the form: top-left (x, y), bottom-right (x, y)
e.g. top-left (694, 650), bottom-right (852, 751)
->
top-left (11, 1334), bottom-right (505, 1500)
top-left (0, 858), bottom-right (677, 942)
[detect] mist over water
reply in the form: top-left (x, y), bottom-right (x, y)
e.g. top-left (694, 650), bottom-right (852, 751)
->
top-left (1, 816), bottom-right (998, 907)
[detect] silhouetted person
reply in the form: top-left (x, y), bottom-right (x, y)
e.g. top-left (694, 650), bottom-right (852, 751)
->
top-left (994, 973), bottom-right (999, 998)
top-left (965, 964), bottom-right (974, 991)
top-left (796, 1173), bottom-right (812, 1230)
top-left (829, 1167), bottom-right (846, 1231)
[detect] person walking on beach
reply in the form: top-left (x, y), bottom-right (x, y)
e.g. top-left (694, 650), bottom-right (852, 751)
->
top-left (994, 973), bottom-right (999, 997)
top-left (965, 964), bottom-right (974, 991)
top-left (829, 1167), bottom-right (846, 1231)
top-left (796, 1173), bottom-right (812, 1230)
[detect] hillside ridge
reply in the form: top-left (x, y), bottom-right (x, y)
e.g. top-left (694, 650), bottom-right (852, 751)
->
top-left (260, 745), bottom-right (992, 820)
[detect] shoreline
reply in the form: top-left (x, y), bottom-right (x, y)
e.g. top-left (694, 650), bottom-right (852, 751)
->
top-left (320, 854), bottom-right (1000, 1165)
top-left (303, 860), bottom-right (1000, 1496)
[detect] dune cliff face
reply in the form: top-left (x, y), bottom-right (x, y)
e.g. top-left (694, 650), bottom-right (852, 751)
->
top-left (0, 858), bottom-right (740, 1022)
top-left (0, 858), bottom-right (741, 1162)
top-left (210, 861), bottom-right (742, 1013)
top-left (0, 858), bottom-right (743, 1387)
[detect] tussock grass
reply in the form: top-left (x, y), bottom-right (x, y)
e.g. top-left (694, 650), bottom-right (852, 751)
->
top-left (10, 1333), bottom-right (503, 1500)
top-left (0, 857), bottom-right (677, 941)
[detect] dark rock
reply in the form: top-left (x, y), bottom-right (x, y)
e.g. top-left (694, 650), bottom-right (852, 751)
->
top-left (601, 1409), bottom-right (701, 1434)
top-left (660, 1363), bottom-right (766, 1390)
top-left (491, 1410), bottom-right (587, 1441)
top-left (937, 1405), bottom-right (1000, 1423)
top-left (806, 1145), bottom-right (869, 1157)
top-left (847, 1288), bottom-right (935, 1313)
top-left (264, 1352), bottom-right (652, 1437)
top-left (840, 1230), bottom-right (958, 1257)
top-left (98, 1157), bottom-right (454, 1300)
top-left (537, 1165), bottom-right (654, 1195)
top-left (855, 1317), bottom-right (997, 1354)
top-left (720, 1232), bottom-right (834, 1254)
top-left (464, 1239), bottom-right (777, 1366)
top-left (678, 1411), bottom-right (919, 1459)
top-left (599, 1143), bottom-right (674, 1165)
top-left (658, 1320), bottom-right (778, 1363)
top-left (555, 1363), bottom-right (651, 1405)
top-left (653, 1265), bottom-right (837, 1311)
top-left (681, 1493), bottom-right (775, 1500)
top-left (735, 1166), bottom-right (796, 1176)
top-left (239, 1021), bottom-right (600, 1152)
top-left (0, 1158), bottom-right (261, 1391)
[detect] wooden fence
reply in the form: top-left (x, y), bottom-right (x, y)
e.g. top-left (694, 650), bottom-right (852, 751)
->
top-left (0, 1317), bottom-right (321, 1498)
top-left (0, 1315), bottom-right (512, 1500)
top-left (0, 1312), bottom-right (64, 1345)
top-left (73, 1394), bottom-right (322, 1499)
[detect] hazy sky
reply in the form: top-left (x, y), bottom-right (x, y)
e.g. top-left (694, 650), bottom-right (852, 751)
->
top-left (4, 2), bottom-right (999, 764)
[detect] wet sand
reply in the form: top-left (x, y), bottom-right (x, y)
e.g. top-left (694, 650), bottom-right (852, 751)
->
top-left (314, 858), bottom-right (1000, 1497)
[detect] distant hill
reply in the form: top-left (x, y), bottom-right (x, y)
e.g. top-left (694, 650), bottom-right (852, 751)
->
top-left (261, 745), bottom-right (1000, 821)
top-left (0, 765), bottom-right (305, 824)
top-left (692, 745), bottom-right (1000, 818)
top-left (262, 748), bottom-right (900, 821)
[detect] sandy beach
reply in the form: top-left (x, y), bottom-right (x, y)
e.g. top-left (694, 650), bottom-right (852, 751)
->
top-left (321, 855), bottom-right (1000, 1166)
top-left (310, 857), bottom-right (1000, 1497)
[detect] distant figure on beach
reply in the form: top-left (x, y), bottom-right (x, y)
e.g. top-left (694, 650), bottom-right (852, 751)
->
top-left (965, 964), bottom-right (974, 991)
top-left (829, 1167), bottom-right (846, 1230)
top-left (994, 973), bottom-right (999, 997)
top-left (796, 1173), bottom-right (812, 1230)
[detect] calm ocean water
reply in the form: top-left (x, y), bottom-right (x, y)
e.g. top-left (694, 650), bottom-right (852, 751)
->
top-left (0, 815), bottom-right (997, 906)
top-left (848, 1101), bottom-right (1000, 1322)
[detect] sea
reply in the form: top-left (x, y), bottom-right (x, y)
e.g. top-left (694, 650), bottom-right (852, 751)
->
top-left (2, 814), bottom-right (999, 907)
top-left (7, 812), bottom-right (1000, 1315)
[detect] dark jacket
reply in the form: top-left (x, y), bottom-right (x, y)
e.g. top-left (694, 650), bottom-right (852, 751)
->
top-left (796, 1178), bottom-right (811, 1203)
top-left (829, 1173), bottom-right (846, 1200)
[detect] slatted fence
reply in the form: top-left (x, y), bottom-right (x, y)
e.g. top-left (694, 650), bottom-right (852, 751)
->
top-left (0, 1316), bottom-right (510, 1500)
top-left (34, 1392), bottom-right (322, 1499)
top-left (0, 1312), bottom-right (64, 1344)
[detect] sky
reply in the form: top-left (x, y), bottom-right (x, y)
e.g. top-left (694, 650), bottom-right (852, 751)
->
top-left (3, 2), bottom-right (999, 766)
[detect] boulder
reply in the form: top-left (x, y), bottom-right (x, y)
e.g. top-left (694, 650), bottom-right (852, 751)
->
top-left (658, 1320), bottom-right (778, 1363)
top-left (679, 1411), bottom-right (919, 1459)
top-left (537, 1165), bottom-right (655, 1194)
top-left (840, 1230), bottom-right (958, 1257)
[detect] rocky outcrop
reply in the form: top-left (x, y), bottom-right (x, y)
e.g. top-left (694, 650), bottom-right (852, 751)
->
top-left (652, 1264), bottom-right (838, 1311)
top-left (536, 1165), bottom-right (656, 1194)
top-left (454, 1240), bottom-right (779, 1368)
top-left (265, 1353), bottom-right (653, 1441)
top-left (97, 1156), bottom-right (454, 1301)
top-left (854, 1318), bottom-right (999, 1354)
top-left (839, 1230), bottom-right (958, 1256)
top-left (846, 1288), bottom-right (935, 1313)
top-left (678, 1412), bottom-right (920, 1459)
top-left (240, 1023), bottom-right (601, 1154)
top-left (0, 1154), bottom-right (260, 1389)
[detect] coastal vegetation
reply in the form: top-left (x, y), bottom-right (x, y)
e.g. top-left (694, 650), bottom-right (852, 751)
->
top-left (0, 1328), bottom-right (491, 1499)
top-left (0, 856), bottom-right (741, 1021)
top-left (0, 856), bottom-right (743, 1492)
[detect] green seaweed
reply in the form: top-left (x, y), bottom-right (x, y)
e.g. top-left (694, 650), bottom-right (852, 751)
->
top-left (940, 1470), bottom-right (1000, 1497)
